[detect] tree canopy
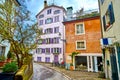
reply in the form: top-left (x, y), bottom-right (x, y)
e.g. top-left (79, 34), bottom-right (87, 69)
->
top-left (0, 0), bottom-right (41, 68)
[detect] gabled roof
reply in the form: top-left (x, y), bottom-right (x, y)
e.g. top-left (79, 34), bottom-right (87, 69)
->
top-left (36, 4), bottom-right (66, 17)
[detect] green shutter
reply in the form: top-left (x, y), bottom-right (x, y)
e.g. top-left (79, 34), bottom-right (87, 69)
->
top-left (109, 2), bottom-right (115, 24)
top-left (103, 16), bottom-right (106, 31)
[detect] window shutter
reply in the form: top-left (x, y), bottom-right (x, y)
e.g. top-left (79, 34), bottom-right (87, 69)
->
top-left (52, 18), bottom-right (53, 23)
top-left (57, 37), bottom-right (59, 43)
top-left (51, 48), bottom-right (53, 53)
top-left (45, 20), bottom-right (47, 24)
top-left (103, 16), bottom-right (106, 31)
top-left (36, 49), bottom-right (38, 53)
top-left (51, 28), bottom-right (53, 33)
top-left (48, 48), bottom-right (50, 53)
top-left (59, 48), bottom-right (61, 53)
top-left (42, 39), bottom-right (44, 44)
top-left (109, 2), bottom-right (115, 24)
top-left (54, 28), bottom-right (56, 33)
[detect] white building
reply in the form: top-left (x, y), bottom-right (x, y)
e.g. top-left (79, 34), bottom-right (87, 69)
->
top-left (99, 0), bottom-right (120, 80)
top-left (34, 0), bottom-right (66, 63)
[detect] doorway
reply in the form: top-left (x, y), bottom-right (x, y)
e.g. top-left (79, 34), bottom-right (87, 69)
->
top-left (110, 48), bottom-right (119, 80)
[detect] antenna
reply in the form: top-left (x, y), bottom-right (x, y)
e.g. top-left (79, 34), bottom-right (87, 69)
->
top-left (52, 0), bottom-right (54, 5)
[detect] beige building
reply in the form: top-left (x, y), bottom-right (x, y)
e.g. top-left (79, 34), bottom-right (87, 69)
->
top-left (98, 0), bottom-right (120, 80)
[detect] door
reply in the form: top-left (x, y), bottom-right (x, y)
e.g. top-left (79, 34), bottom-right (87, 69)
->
top-left (54, 55), bottom-right (58, 62)
top-left (117, 47), bottom-right (120, 72)
top-left (110, 48), bottom-right (119, 80)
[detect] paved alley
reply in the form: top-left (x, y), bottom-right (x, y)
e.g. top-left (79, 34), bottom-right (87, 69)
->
top-left (32, 63), bottom-right (70, 80)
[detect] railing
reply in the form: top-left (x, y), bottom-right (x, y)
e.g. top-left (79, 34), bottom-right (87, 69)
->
top-left (15, 55), bottom-right (33, 80)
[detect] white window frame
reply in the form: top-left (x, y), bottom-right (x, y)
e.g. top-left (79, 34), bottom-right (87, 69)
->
top-left (75, 22), bottom-right (85, 35)
top-left (37, 48), bottom-right (42, 54)
top-left (76, 40), bottom-right (86, 50)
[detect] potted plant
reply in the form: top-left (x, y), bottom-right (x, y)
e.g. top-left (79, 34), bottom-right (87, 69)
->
top-left (2, 62), bottom-right (18, 73)
top-left (70, 63), bottom-right (74, 70)
top-left (7, 51), bottom-right (12, 62)
top-left (69, 52), bottom-right (79, 70)
top-left (0, 62), bottom-right (18, 80)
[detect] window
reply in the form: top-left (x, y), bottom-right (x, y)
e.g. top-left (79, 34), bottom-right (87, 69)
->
top-left (54, 10), bottom-right (60, 14)
top-left (45, 18), bottom-right (53, 24)
top-left (45, 28), bottom-right (53, 34)
top-left (42, 39), bottom-right (46, 44)
top-left (46, 38), bottom-right (51, 44)
top-left (42, 49), bottom-right (45, 53)
top-left (39, 14), bottom-right (44, 18)
top-left (37, 39), bottom-right (42, 44)
top-left (75, 23), bottom-right (85, 35)
top-left (76, 40), bottom-right (86, 50)
top-left (46, 48), bottom-right (50, 53)
top-left (51, 48), bottom-right (61, 53)
top-left (103, 2), bottom-right (115, 31)
top-left (54, 27), bottom-right (59, 33)
top-left (36, 48), bottom-right (42, 54)
top-left (53, 37), bottom-right (59, 43)
top-left (45, 57), bottom-right (50, 62)
top-left (47, 9), bottom-right (52, 14)
top-left (37, 57), bottom-right (41, 62)
top-left (39, 20), bottom-right (43, 25)
top-left (54, 16), bottom-right (59, 22)
top-left (0, 46), bottom-right (5, 56)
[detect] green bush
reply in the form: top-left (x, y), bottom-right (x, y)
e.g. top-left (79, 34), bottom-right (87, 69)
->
top-left (3, 62), bottom-right (18, 73)
top-left (7, 51), bottom-right (12, 59)
top-left (0, 56), bottom-right (6, 61)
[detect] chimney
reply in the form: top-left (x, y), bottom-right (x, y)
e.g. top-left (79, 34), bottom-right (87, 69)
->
top-left (67, 7), bottom-right (73, 21)
top-left (44, 0), bottom-right (48, 8)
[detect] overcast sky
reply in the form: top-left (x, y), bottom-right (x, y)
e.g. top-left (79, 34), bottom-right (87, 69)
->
top-left (27, 0), bottom-right (99, 18)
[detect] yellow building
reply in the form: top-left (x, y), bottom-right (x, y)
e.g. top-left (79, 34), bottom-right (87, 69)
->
top-left (98, 0), bottom-right (120, 80)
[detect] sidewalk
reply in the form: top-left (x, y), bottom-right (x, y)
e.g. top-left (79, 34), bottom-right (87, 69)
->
top-left (36, 62), bottom-right (108, 80)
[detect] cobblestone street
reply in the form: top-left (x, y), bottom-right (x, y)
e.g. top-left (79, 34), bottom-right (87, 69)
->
top-left (35, 62), bottom-right (108, 80)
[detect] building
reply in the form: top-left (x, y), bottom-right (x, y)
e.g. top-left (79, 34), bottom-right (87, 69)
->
top-left (34, 0), bottom-right (66, 63)
top-left (98, 0), bottom-right (120, 80)
top-left (63, 11), bottom-right (102, 72)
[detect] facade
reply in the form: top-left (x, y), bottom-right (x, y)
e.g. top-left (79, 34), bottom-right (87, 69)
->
top-left (63, 16), bottom-right (102, 72)
top-left (99, 0), bottom-right (120, 80)
top-left (34, 1), bottom-right (66, 63)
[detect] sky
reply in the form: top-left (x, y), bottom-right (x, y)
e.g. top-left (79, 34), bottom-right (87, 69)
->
top-left (26, 0), bottom-right (99, 18)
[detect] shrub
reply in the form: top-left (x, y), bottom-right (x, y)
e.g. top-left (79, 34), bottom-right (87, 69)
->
top-left (2, 62), bottom-right (18, 73)
top-left (7, 51), bottom-right (12, 59)
top-left (0, 56), bottom-right (6, 62)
